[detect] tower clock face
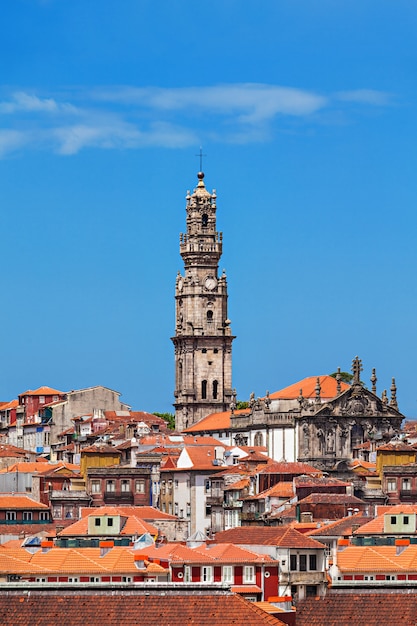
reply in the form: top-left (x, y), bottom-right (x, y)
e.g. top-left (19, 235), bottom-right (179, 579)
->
top-left (205, 277), bottom-right (217, 291)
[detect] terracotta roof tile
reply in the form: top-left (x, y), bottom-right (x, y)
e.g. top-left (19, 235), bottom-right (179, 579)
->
top-left (297, 593), bottom-right (417, 626)
top-left (183, 409), bottom-right (249, 433)
top-left (0, 592), bottom-right (287, 626)
top-left (269, 375), bottom-right (349, 400)
top-left (214, 526), bottom-right (325, 549)
top-left (0, 494), bottom-right (49, 509)
top-left (19, 386), bottom-right (64, 397)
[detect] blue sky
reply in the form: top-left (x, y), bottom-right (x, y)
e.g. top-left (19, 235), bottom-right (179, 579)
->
top-left (1, 0), bottom-right (417, 417)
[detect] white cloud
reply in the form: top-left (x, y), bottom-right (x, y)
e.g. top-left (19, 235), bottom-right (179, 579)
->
top-left (0, 91), bottom-right (76, 114)
top-left (0, 130), bottom-right (29, 156)
top-left (94, 84), bottom-right (328, 123)
top-left (0, 84), bottom-right (392, 157)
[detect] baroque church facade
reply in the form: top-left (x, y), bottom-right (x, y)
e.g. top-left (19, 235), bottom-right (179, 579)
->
top-left (229, 358), bottom-right (404, 470)
top-left (172, 172), bottom-right (234, 432)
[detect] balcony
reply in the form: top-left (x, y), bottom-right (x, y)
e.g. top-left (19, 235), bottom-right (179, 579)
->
top-left (400, 490), bottom-right (417, 500)
top-left (240, 511), bottom-right (261, 521)
top-left (280, 571), bottom-right (326, 585)
top-left (103, 491), bottom-right (134, 504)
top-left (206, 495), bottom-right (224, 506)
top-left (223, 500), bottom-right (243, 508)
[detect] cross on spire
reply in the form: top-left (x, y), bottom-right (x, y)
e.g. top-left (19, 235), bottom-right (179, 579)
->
top-left (195, 146), bottom-right (206, 172)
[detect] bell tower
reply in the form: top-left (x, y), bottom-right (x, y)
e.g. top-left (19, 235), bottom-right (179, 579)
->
top-left (172, 171), bottom-right (235, 431)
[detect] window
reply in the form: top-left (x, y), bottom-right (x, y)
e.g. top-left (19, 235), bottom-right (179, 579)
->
top-left (91, 480), bottom-right (101, 493)
top-left (68, 577), bottom-right (79, 583)
top-left (205, 505), bottom-right (212, 517)
top-left (106, 480), bottom-right (116, 492)
top-left (122, 576), bottom-right (132, 583)
top-left (95, 518), bottom-right (101, 527)
top-left (174, 503), bottom-right (179, 516)
top-left (402, 479), bottom-right (411, 491)
top-left (121, 479), bottom-right (130, 492)
top-left (404, 516), bottom-right (410, 525)
top-left (212, 380), bottom-right (218, 399)
top-left (174, 479), bottom-right (178, 488)
top-left (309, 554), bottom-right (317, 571)
top-left (202, 380), bottom-right (207, 400)
top-left (186, 503), bottom-right (191, 517)
top-left (107, 518), bottom-right (113, 527)
top-left (202, 348), bottom-right (207, 354)
top-left (299, 555), bottom-right (307, 572)
top-left (90, 577), bottom-right (100, 582)
top-left (135, 480), bottom-right (145, 494)
top-left (23, 511), bottom-right (33, 521)
top-left (206, 310), bottom-right (213, 324)
top-left (205, 480), bottom-right (210, 492)
top-left (202, 566), bottom-right (213, 582)
top-left (213, 348), bottom-right (218, 354)
top-left (223, 566), bottom-right (233, 583)
top-left (202, 213), bottom-right (208, 227)
top-left (184, 566), bottom-right (191, 582)
top-left (391, 516), bottom-right (397, 525)
top-left (52, 506), bottom-right (61, 519)
top-left (6, 511), bottom-right (16, 521)
top-left (387, 479), bottom-right (397, 492)
top-left (39, 511), bottom-right (49, 521)
top-left (290, 555), bottom-right (297, 571)
top-left (243, 565), bottom-right (255, 584)
top-left (39, 396), bottom-right (45, 404)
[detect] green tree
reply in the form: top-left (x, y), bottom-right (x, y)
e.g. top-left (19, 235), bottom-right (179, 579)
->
top-left (153, 412), bottom-right (176, 430)
top-left (236, 401), bottom-right (249, 410)
top-left (329, 371), bottom-right (353, 384)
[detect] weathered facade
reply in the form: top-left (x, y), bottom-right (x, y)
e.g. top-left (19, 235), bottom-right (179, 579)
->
top-left (173, 172), bottom-right (234, 431)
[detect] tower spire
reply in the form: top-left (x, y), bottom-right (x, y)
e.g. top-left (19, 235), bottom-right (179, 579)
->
top-left (172, 171), bottom-right (235, 431)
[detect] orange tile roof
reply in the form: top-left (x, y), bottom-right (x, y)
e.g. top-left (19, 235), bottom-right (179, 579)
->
top-left (176, 444), bottom-right (230, 471)
top-left (19, 386), bottom-right (64, 397)
top-left (246, 482), bottom-right (294, 500)
top-left (0, 399), bottom-right (18, 410)
top-left (307, 513), bottom-right (372, 538)
top-left (269, 375), bottom-right (349, 400)
top-left (0, 494), bottom-right (49, 509)
top-left (0, 592), bottom-right (287, 626)
top-left (297, 593), bottom-right (417, 626)
top-left (144, 541), bottom-right (275, 564)
top-left (336, 544), bottom-right (417, 572)
top-left (214, 526), bottom-right (325, 549)
top-left (257, 461), bottom-right (322, 475)
top-left (183, 409), bottom-right (249, 433)
top-left (231, 585), bottom-right (262, 593)
top-left (224, 477), bottom-right (251, 491)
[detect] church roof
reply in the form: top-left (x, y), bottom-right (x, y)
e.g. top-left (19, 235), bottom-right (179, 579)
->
top-left (183, 409), bottom-right (248, 433)
top-left (269, 375), bottom-right (349, 400)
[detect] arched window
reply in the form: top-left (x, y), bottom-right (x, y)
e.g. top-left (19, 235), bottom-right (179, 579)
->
top-left (207, 310), bottom-right (213, 324)
top-left (213, 380), bottom-right (218, 399)
top-left (202, 214), bottom-right (208, 227)
top-left (202, 380), bottom-right (207, 399)
top-left (254, 432), bottom-right (263, 447)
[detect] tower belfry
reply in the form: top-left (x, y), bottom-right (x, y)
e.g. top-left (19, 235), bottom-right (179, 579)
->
top-left (172, 171), bottom-right (234, 431)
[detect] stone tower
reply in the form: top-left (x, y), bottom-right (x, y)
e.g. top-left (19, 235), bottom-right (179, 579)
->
top-left (172, 172), bottom-right (234, 432)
